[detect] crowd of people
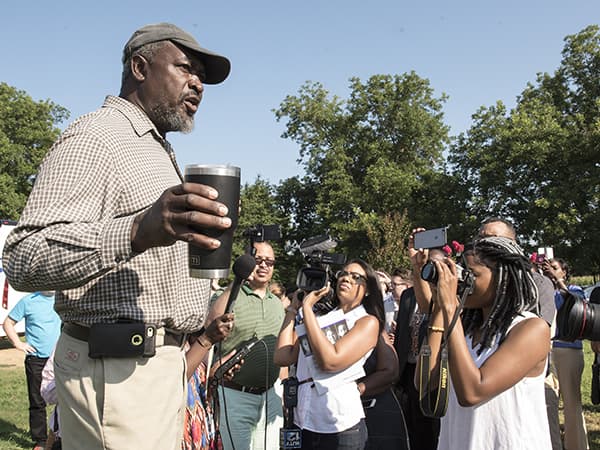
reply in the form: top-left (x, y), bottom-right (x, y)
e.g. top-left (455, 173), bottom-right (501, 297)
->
top-left (1, 21), bottom-right (599, 450)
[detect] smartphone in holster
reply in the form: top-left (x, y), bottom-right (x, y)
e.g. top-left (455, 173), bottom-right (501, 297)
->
top-left (88, 322), bottom-right (156, 358)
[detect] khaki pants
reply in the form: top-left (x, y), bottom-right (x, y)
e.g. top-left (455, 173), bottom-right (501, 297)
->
top-left (545, 370), bottom-right (562, 450)
top-left (551, 346), bottom-right (589, 450)
top-left (54, 331), bottom-right (186, 450)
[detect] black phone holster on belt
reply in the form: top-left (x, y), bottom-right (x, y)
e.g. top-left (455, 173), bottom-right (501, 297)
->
top-left (88, 322), bottom-right (156, 358)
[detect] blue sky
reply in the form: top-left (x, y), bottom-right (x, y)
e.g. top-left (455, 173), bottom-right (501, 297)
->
top-left (2, 1), bottom-right (598, 185)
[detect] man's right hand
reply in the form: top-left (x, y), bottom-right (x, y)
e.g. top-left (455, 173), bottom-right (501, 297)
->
top-left (131, 182), bottom-right (232, 253)
top-left (16, 341), bottom-right (36, 354)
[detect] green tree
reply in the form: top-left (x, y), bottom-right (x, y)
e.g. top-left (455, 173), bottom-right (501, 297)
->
top-left (0, 83), bottom-right (69, 219)
top-left (362, 210), bottom-right (412, 272)
top-left (449, 25), bottom-right (600, 274)
top-left (274, 73), bottom-right (452, 260)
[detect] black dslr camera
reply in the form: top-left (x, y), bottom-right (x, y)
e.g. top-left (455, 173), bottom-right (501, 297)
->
top-left (415, 227), bottom-right (474, 297)
top-left (421, 260), bottom-right (474, 297)
top-left (296, 235), bottom-right (346, 314)
top-left (556, 289), bottom-right (600, 342)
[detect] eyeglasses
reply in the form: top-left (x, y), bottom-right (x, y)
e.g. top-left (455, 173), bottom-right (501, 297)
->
top-left (336, 270), bottom-right (367, 284)
top-left (255, 257), bottom-right (275, 267)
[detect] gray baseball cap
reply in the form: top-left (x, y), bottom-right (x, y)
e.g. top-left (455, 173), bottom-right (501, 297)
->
top-left (123, 23), bottom-right (231, 85)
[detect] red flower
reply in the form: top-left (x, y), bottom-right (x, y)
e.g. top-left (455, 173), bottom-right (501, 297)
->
top-left (529, 252), bottom-right (538, 263)
top-left (451, 240), bottom-right (464, 254)
top-left (442, 244), bottom-right (453, 256)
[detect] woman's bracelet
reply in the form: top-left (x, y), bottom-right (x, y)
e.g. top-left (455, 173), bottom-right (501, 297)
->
top-left (428, 325), bottom-right (444, 333)
top-left (196, 333), bottom-right (213, 349)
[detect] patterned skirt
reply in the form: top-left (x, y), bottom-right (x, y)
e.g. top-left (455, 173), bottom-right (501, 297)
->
top-left (182, 364), bottom-right (222, 450)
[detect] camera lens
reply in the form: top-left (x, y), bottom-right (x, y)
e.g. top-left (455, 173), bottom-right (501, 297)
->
top-left (421, 262), bottom-right (438, 284)
top-left (557, 291), bottom-right (600, 341)
top-left (584, 302), bottom-right (600, 340)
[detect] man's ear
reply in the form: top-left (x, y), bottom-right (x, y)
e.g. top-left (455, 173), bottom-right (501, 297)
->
top-left (130, 54), bottom-right (149, 82)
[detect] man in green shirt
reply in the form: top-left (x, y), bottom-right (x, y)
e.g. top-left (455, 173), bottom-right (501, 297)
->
top-left (208, 241), bottom-right (285, 450)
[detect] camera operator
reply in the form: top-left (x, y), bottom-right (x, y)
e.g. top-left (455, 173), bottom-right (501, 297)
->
top-left (274, 259), bottom-right (385, 450)
top-left (206, 241), bottom-right (285, 450)
top-left (416, 237), bottom-right (551, 450)
top-left (542, 257), bottom-right (589, 450)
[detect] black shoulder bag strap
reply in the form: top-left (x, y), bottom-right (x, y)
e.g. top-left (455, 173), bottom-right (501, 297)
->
top-left (418, 286), bottom-right (470, 418)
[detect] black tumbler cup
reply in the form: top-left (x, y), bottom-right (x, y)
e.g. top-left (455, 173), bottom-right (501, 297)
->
top-left (184, 164), bottom-right (240, 279)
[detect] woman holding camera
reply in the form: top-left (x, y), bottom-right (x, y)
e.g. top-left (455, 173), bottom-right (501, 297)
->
top-left (417, 236), bottom-right (551, 450)
top-left (274, 259), bottom-right (385, 450)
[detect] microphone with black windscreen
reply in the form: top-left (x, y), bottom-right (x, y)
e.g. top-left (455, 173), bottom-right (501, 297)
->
top-left (225, 253), bottom-right (257, 314)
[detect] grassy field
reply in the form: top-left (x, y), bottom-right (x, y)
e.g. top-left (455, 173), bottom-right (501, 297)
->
top-left (1, 341), bottom-right (599, 449)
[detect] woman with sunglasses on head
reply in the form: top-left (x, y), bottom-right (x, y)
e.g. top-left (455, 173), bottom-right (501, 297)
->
top-left (275, 259), bottom-right (385, 450)
top-left (417, 236), bottom-right (552, 450)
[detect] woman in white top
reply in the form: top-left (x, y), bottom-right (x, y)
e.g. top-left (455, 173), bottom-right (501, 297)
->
top-left (275, 259), bottom-right (385, 450)
top-left (418, 236), bottom-right (552, 450)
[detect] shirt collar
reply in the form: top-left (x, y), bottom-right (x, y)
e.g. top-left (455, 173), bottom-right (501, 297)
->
top-left (241, 283), bottom-right (277, 300)
top-left (102, 95), bottom-right (161, 141)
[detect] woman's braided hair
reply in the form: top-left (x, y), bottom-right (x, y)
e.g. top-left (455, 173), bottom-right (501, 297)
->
top-left (461, 236), bottom-right (539, 354)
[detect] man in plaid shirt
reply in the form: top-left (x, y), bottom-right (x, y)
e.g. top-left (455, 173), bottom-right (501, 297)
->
top-left (3, 23), bottom-right (232, 450)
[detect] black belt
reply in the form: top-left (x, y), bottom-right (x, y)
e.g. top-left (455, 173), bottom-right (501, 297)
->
top-left (222, 379), bottom-right (270, 395)
top-left (62, 322), bottom-right (185, 347)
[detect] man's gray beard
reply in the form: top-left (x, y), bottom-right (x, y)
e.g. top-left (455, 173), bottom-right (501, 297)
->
top-left (150, 103), bottom-right (194, 134)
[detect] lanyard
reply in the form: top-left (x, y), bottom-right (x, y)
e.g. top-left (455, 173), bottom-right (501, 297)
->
top-left (418, 278), bottom-right (472, 418)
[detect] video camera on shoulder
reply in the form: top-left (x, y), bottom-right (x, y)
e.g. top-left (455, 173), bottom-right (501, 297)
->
top-left (295, 234), bottom-right (346, 314)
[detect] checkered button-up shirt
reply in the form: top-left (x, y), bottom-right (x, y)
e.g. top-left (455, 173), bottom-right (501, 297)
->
top-left (3, 96), bottom-right (210, 331)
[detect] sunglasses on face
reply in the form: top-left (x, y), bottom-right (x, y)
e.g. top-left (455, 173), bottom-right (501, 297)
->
top-left (336, 270), bottom-right (367, 284)
top-left (255, 257), bottom-right (275, 267)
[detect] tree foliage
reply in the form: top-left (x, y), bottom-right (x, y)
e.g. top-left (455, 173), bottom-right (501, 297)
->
top-left (449, 25), bottom-right (600, 274)
top-left (3, 25), bottom-right (599, 278)
top-left (0, 83), bottom-right (68, 219)
top-left (273, 73), bottom-right (452, 261)
top-left (362, 210), bottom-right (412, 272)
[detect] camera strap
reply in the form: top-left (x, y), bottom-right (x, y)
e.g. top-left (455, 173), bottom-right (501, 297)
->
top-left (418, 286), bottom-right (469, 418)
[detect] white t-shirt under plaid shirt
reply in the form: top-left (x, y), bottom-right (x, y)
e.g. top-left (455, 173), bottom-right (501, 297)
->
top-left (3, 95), bottom-right (210, 331)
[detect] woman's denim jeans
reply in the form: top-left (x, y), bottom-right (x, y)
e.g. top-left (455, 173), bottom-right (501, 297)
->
top-left (300, 419), bottom-right (367, 450)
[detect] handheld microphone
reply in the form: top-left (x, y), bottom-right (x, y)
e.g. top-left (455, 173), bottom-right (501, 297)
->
top-left (225, 253), bottom-right (257, 314)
